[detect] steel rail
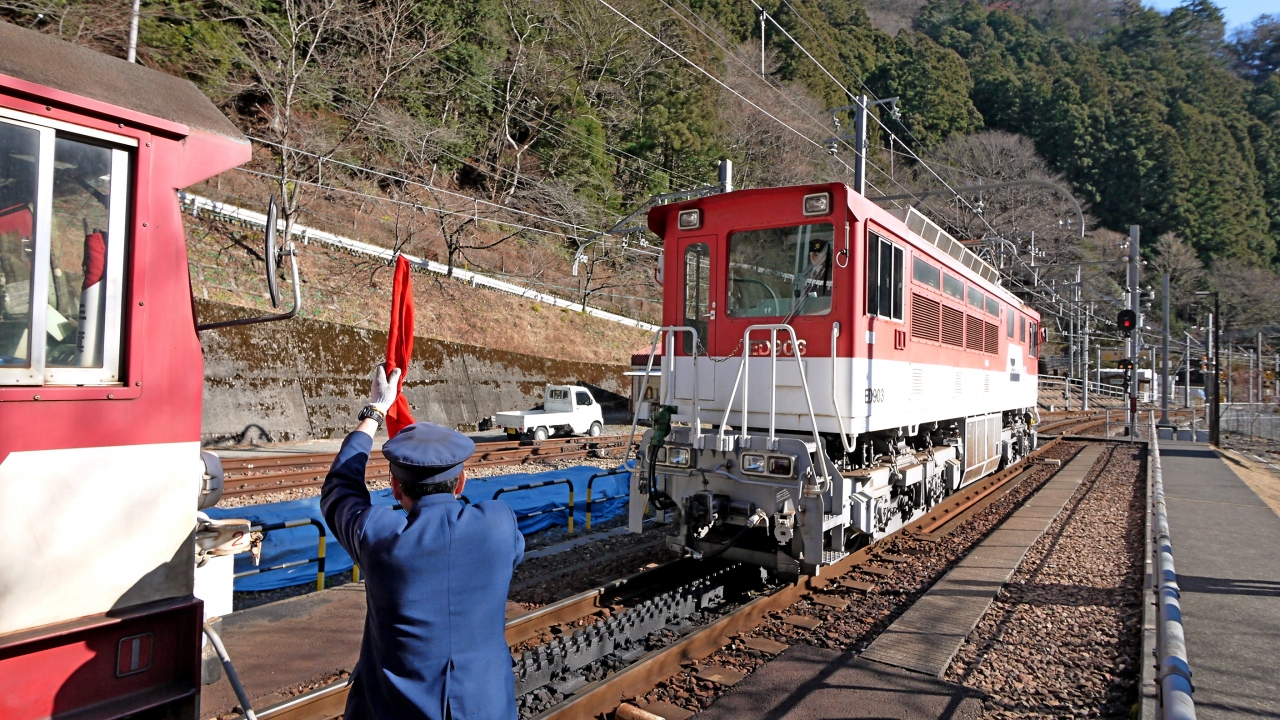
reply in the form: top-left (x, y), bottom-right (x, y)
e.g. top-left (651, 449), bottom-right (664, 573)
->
top-left (220, 436), bottom-right (629, 497)
top-left (227, 437), bottom-right (1078, 720)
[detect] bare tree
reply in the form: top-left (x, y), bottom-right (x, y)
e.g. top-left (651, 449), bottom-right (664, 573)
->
top-left (220, 0), bottom-right (441, 242)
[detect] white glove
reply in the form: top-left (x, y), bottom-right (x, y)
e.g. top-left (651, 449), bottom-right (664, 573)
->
top-left (369, 363), bottom-right (402, 414)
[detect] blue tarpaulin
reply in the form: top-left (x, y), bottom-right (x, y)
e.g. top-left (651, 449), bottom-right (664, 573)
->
top-left (206, 463), bottom-right (632, 592)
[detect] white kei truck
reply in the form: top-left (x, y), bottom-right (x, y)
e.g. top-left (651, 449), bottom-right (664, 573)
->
top-left (497, 385), bottom-right (604, 441)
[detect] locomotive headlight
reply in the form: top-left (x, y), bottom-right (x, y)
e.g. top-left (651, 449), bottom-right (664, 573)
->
top-left (802, 192), bottom-right (831, 216)
top-left (741, 453), bottom-right (766, 474)
top-left (666, 447), bottom-right (692, 467)
top-left (767, 456), bottom-right (795, 477)
top-left (677, 209), bottom-right (702, 230)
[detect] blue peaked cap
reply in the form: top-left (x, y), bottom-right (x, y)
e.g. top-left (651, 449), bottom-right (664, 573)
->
top-left (383, 422), bottom-right (475, 486)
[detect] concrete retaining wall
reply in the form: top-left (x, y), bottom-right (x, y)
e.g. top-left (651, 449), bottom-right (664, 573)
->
top-left (196, 300), bottom-right (631, 445)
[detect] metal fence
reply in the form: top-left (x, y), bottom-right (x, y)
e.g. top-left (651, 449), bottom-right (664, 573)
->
top-left (1220, 403), bottom-right (1280, 442)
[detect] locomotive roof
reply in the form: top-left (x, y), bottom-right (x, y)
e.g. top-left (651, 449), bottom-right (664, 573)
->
top-left (0, 21), bottom-right (244, 142)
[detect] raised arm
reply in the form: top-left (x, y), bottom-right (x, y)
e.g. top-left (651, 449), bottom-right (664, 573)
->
top-left (320, 364), bottom-right (401, 561)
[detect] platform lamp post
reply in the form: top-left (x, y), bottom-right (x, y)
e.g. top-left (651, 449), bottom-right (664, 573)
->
top-left (1195, 291), bottom-right (1220, 445)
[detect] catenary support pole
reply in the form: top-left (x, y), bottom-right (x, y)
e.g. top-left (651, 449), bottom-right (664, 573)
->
top-left (853, 95), bottom-right (868, 196)
top-left (1129, 225), bottom-right (1141, 437)
top-left (127, 0), bottom-right (141, 63)
top-left (1161, 272), bottom-right (1170, 424)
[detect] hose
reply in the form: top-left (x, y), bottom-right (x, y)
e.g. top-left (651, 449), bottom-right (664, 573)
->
top-left (701, 510), bottom-right (768, 560)
top-left (204, 621), bottom-right (258, 720)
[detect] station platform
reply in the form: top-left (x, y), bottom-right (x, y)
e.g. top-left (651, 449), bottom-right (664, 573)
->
top-left (1158, 441), bottom-right (1280, 719)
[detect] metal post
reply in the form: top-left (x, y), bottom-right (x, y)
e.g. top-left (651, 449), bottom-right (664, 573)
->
top-left (718, 159), bottom-right (733, 194)
top-left (1226, 346), bottom-right (1233, 404)
top-left (853, 95), bottom-right (868, 196)
top-left (1184, 333), bottom-right (1191, 408)
top-left (127, 0), bottom-right (141, 63)
top-left (1160, 272), bottom-right (1170, 424)
top-left (1083, 305), bottom-right (1090, 411)
top-left (1212, 303), bottom-right (1220, 445)
top-left (760, 11), bottom-right (766, 75)
top-left (1128, 225), bottom-right (1141, 438)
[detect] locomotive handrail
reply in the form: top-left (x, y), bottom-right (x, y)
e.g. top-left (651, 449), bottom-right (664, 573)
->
top-left (830, 322), bottom-right (857, 453)
top-left (717, 324), bottom-right (831, 487)
top-left (626, 326), bottom-right (702, 457)
top-left (236, 518), bottom-right (327, 592)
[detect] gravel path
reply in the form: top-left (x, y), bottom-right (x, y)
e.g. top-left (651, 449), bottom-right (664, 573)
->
top-left (945, 444), bottom-right (1146, 718)
top-left (629, 442), bottom-right (1091, 715)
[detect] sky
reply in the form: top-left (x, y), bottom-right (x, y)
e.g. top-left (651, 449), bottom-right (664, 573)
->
top-left (1145, 0), bottom-right (1273, 31)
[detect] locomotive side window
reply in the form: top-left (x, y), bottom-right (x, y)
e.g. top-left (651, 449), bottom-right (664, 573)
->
top-left (683, 242), bottom-right (710, 354)
top-left (967, 286), bottom-right (984, 310)
top-left (866, 232), bottom-right (903, 321)
top-left (985, 296), bottom-right (999, 317)
top-left (912, 256), bottom-right (939, 290)
top-left (1019, 315), bottom-right (1026, 341)
top-left (1029, 322), bottom-right (1039, 355)
top-left (0, 115), bottom-right (130, 386)
top-left (727, 222), bottom-right (833, 319)
top-left (1008, 309), bottom-right (1015, 337)
top-left (943, 273), bottom-right (964, 300)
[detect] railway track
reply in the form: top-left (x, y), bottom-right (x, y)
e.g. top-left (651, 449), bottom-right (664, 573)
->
top-left (220, 435), bottom-right (631, 498)
top-left (231, 436), bottom-right (1087, 720)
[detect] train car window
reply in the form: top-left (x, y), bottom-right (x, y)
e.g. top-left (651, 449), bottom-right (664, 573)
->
top-left (683, 243), bottom-right (710, 354)
top-left (967, 286), bottom-right (984, 310)
top-left (912, 256), bottom-right (939, 290)
top-left (1030, 322), bottom-right (1039, 356)
top-left (1008, 309), bottom-right (1015, 337)
top-left (943, 273), bottom-right (964, 300)
top-left (1019, 315), bottom-right (1026, 342)
top-left (865, 232), bottom-right (903, 321)
top-left (727, 222), bottom-right (833, 319)
top-left (1, 121), bottom-right (131, 386)
top-left (0, 121), bottom-right (41, 382)
top-left (985, 296), bottom-right (999, 317)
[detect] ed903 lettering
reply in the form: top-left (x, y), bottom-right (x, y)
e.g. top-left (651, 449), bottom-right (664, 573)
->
top-left (864, 388), bottom-right (885, 403)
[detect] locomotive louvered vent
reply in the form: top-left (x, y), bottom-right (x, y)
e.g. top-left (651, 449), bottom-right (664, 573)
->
top-left (966, 315), bottom-right (984, 352)
top-left (911, 293), bottom-right (941, 341)
top-left (941, 305), bottom-right (964, 346)
top-left (912, 368), bottom-right (924, 395)
top-left (984, 322), bottom-right (999, 354)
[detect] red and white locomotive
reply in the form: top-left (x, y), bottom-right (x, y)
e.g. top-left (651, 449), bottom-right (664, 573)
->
top-left (0, 24), bottom-right (270, 719)
top-left (629, 182), bottom-right (1042, 575)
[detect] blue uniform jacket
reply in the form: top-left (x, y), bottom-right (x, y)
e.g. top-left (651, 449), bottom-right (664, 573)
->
top-left (321, 431), bottom-right (524, 720)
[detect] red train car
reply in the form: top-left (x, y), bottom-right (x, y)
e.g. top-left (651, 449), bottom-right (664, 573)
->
top-left (630, 182), bottom-right (1042, 575)
top-left (0, 23), bottom-right (253, 719)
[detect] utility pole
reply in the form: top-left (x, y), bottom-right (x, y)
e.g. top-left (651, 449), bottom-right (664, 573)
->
top-left (1160, 272), bottom-right (1170, 425)
top-left (760, 11), bottom-right (766, 76)
top-left (1128, 225), bottom-right (1141, 437)
top-left (1196, 292), bottom-right (1221, 444)
top-left (1226, 347), bottom-right (1233, 404)
top-left (853, 95), bottom-right (868, 196)
top-left (127, 0), bottom-right (142, 63)
top-left (1083, 301), bottom-right (1091, 411)
top-left (1184, 333), bottom-right (1192, 408)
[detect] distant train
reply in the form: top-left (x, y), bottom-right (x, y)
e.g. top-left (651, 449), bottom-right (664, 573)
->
top-left (628, 183), bottom-right (1043, 575)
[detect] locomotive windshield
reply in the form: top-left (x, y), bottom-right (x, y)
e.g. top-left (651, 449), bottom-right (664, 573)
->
top-left (727, 222), bottom-right (834, 318)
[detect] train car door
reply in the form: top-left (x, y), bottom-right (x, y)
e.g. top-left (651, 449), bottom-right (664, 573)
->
top-left (676, 236), bottom-right (716, 402)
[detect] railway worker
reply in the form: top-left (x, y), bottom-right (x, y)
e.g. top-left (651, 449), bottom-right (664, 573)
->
top-left (321, 363), bottom-right (525, 720)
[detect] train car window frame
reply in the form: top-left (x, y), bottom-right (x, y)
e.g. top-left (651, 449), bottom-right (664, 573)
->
top-left (726, 222), bottom-right (834, 320)
top-left (985, 296), bottom-right (999, 317)
top-left (0, 115), bottom-right (132, 387)
top-left (866, 231), bottom-right (904, 322)
top-left (682, 242), bottom-right (711, 354)
top-left (912, 255), bottom-right (940, 290)
top-left (943, 273), bottom-right (964, 301)
top-left (967, 286), bottom-right (984, 311)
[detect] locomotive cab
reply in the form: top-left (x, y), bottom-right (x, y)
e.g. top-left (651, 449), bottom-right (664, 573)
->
top-left (629, 182), bottom-right (1040, 576)
top-left (0, 24), bottom-right (262, 719)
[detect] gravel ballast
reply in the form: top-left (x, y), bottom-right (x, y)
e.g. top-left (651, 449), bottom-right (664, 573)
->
top-left (946, 444), bottom-right (1146, 718)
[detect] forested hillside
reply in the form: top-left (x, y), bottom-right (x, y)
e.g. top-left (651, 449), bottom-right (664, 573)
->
top-left (6, 0), bottom-right (1278, 333)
